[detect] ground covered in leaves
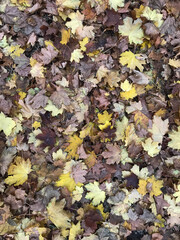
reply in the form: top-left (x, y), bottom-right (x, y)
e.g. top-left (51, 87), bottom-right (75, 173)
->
top-left (0, 0), bottom-right (180, 239)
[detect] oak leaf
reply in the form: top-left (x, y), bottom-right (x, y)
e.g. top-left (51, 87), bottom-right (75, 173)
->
top-left (4, 157), bottom-right (32, 186)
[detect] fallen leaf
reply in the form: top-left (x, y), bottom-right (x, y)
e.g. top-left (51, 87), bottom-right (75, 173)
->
top-left (5, 157), bottom-right (32, 186)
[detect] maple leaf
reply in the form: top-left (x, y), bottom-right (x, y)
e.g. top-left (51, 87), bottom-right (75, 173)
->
top-left (47, 198), bottom-right (71, 229)
top-left (36, 127), bottom-right (56, 149)
top-left (109, 0), bottom-right (124, 11)
top-left (79, 37), bottom-right (89, 51)
top-left (137, 179), bottom-right (148, 196)
top-left (142, 6), bottom-right (163, 28)
top-left (72, 186), bottom-right (83, 203)
top-left (70, 49), bottom-right (84, 63)
top-left (115, 116), bottom-right (128, 141)
top-left (85, 181), bottom-right (106, 206)
top-left (52, 149), bottom-right (67, 161)
top-left (65, 134), bottom-right (83, 160)
top-left (56, 172), bottom-right (77, 192)
top-left (98, 110), bottom-right (112, 130)
top-left (60, 29), bottom-right (71, 45)
top-left (173, 185), bottom-right (180, 203)
top-left (32, 121), bottom-right (41, 130)
top-left (168, 126), bottom-right (180, 150)
top-left (30, 59), bottom-right (45, 78)
top-left (0, 112), bottom-right (16, 136)
top-left (69, 222), bottom-right (82, 240)
top-left (102, 144), bottom-right (121, 164)
top-left (118, 17), bottom-right (144, 44)
top-left (65, 11), bottom-right (84, 34)
top-left (169, 59), bottom-right (180, 68)
top-left (120, 80), bottom-right (137, 100)
top-left (59, 0), bottom-right (80, 9)
top-left (119, 51), bottom-right (145, 72)
top-left (149, 116), bottom-right (169, 143)
top-left (4, 157), bottom-right (32, 186)
top-left (131, 165), bottom-right (149, 179)
top-left (44, 100), bottom-right (63, 116)
top-left (39, 45), bottom-right (58, 65)
top-left (148, 176), bottom-right (163, 197)
top-left (142, 138), bottom-right (160, 157)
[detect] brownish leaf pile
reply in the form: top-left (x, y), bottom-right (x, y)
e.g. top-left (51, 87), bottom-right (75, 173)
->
top-left (0, 0), bottom-right (180, 239)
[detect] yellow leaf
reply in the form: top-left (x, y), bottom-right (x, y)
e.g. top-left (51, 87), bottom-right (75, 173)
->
top-left (119, 51), bottom-right (145, 72)
top-left (142, 6), bottom-right (163, 28)
top-left (148, 175), bottom-right (163, 197)
top-left (118, 17), bottom-right (144, 44)
top-left (60, 29), bottom-right (71, 45)
top-left (137, 179), bottom-right (148, 196)
top-left (173, 185), bottom-right (180, 203)
top-left (85, 181), bottom-right (106, 206)
top-left (115, 116), bottom-right (128, 141)
top-left (65, 11), bottom-right (84, 34)
top-left (44, 100), bottom-right (63, 116)
top-left (61, 0), bottom-right (80, 9)
top-left (134, 5), bottom-right (145, 18)
top-left (0, 112), bottom-right (16, 136)
top-left (142, 138), bottom-right (160, 157)
top-left (79, 122), bottom-right (94, 139)
top-left (79, 37), bottom-right (89, 51)
top-left (47, 198), bottom-right (71, 229)
top-left (65, 134), bottom-right (83, 160)
top-left (121, 79), bottom-right (132, 91)
top-left (109, 0), bottom-right (124, 11)
top-left (5, 157), bottom-right (32, 186)
top-left (168, 126), bottom-right (180, 150)
top-left (18, 91), bottom-right (26, 100)
top-left (32, 121), bottom-right (41, 130)
top-left (56, 172), bottom-right (77, 192)
top-left (30, 61), bottom-right (45, 78)
top-left (120, 86), bottom-right (137, 100)
top-left (6, 45), bottom-right (24, 58)
top-left (69, 222), bottom-right (82, 240)
top-left (98, 111), bottom-right (112, 130)
top-left (72, 186), bottom-right (83, 203)
top-left (70, 49), bottom-right (84, 63)
top-left (52, 148), bottom-right (67, 161)
top-left (169, 59), bottom-right (180, 68)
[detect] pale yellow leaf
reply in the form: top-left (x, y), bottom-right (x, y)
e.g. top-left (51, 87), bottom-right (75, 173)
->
top-left (118, 17), bottom-right (144, 44)
top-left (168, 126), bottom-right (180, 150)
top-left (85, 181), bottom-right (106, 206)
top-left (0, 112), bottom-right (16, 136)
top-left (47, 198), bottom-right (71, 229)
